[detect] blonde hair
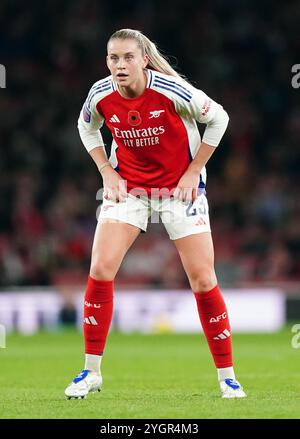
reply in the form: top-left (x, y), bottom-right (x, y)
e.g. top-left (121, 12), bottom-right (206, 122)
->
top-left (108, 29), bottom-right (183, 79)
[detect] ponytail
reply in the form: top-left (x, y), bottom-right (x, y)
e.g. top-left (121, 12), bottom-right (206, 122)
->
top-left (108, 29), bottom-right (184, 79)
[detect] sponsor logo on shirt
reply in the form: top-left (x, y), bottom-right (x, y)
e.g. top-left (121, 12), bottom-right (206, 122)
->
top-left (113, 126), bottom-right (165, 148)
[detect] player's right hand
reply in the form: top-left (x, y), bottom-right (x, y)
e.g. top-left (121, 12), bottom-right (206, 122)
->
top-left (101, 167), bottom-right (128, 203)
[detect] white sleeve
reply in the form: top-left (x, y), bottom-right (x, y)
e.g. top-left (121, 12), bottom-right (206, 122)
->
top-left (174, 80), bottom-right (229, 147)
top-left (77, 92), bottom-right (105, 153)
top-left (201, 104), bottom-right (229, 147)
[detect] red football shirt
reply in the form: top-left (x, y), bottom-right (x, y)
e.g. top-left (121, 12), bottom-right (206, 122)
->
top-left (78, 69), bottom-right (228, 196)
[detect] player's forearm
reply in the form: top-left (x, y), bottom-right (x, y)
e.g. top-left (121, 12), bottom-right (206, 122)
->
top-left (187, 142), bottom-right (216, 174)
top-left (187, 105), bottom-right (229, 174)
top-left (89, 146), bottom-right (112, 174)
top-left (90, 146), bottom-right (126, 201)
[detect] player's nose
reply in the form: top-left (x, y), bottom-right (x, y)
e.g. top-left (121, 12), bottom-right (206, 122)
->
top-left (116, 58), bottom-right (126, 68)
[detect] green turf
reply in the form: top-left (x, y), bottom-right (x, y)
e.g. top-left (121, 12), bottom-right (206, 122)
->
top-left (0, 325), bottom-right (299, 419)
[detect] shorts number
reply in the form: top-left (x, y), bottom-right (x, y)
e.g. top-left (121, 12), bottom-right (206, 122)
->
top-left (185, 199), bottom-right (207, 217)
top-left (186, 202), bottom-right (197, 217)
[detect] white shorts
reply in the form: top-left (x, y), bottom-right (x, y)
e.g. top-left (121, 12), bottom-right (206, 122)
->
top-left (98, 192), bottom-right (211, 240)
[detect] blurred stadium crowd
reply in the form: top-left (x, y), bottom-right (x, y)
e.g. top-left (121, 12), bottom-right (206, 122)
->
top-left (0, 0), bottom-right (300, 289)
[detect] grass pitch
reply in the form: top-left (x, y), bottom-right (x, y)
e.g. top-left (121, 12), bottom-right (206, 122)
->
top-left (0, 325), bottom-right (299, 419)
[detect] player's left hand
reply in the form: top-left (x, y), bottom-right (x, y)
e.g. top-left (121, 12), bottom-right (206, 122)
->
top-left (173, 169), bottom-right (200, 203)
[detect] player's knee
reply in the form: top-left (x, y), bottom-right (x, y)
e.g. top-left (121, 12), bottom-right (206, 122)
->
top-left (188, 269), bottom-right (217, 292)
top-left (90, 257), bottom-right (117, 281)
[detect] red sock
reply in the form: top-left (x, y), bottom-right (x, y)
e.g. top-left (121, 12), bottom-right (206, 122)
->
top-left (83, 275), bottom-right (114, 356)
top-left (194, 285), bottom-right (233, 368)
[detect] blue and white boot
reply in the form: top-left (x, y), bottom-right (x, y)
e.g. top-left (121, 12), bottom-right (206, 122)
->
top-left (220, 378), bottom-right (247, 398)
top-left (65, 369), bottom-right (102, 399)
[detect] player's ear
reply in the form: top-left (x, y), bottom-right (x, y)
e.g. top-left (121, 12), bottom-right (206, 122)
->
top-left (106, 55), bottom-right (112, 71)
top-left (143, 54), bottom-right (149, 69)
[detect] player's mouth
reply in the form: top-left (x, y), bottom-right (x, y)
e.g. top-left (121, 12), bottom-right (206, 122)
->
top-left (116, 73), bottom-right (129, 81)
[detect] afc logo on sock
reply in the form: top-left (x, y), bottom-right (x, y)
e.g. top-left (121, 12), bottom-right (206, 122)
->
top-left (209, 312), bottom-right (227, 323)
top-left (84, 301), bottom-right (101, 309)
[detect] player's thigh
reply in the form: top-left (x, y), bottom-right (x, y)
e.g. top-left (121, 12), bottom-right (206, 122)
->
top-left (173, 231), bottom-right (215, 279)
top-left (90, 219), bottom-right (141, 278)
top-left (98, 193), bottom-right (149, 232)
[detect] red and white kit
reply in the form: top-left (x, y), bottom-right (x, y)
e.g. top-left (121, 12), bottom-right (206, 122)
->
top-left (78, 69), bottom-right (229, 239)
top-left (72, 67), bottom-right (246, 400)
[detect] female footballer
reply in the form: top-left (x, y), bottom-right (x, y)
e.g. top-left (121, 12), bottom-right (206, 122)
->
top-left (65, 29), bottom-right (246, 399)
